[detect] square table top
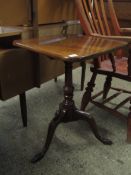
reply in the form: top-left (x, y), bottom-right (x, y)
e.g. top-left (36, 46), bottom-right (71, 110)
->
top-left (14, 35), bottom-right (128, 62)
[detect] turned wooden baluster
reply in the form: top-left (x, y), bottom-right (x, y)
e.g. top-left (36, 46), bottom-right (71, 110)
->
top-left (81, 58), bottom-right (99, 111)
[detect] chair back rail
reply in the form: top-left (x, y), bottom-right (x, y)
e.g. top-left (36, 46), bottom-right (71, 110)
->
top-left (75, 0), bottom-right (129, 75)
top-left (75, 0), bottom-right (120, 35)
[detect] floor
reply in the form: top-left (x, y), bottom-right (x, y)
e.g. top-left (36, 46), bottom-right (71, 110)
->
top-left (0, 64), bottom-right (131, 175)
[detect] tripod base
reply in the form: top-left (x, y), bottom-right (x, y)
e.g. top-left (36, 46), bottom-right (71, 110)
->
top-left (32, 105), bottom-right (112, 163)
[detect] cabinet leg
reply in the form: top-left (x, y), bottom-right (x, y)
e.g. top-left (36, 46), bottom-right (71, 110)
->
top-left (19, 92), bottom-right (27, 127)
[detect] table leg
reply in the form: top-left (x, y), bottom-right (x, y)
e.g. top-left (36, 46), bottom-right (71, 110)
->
top-left (31, 61), bottom-right (112, 163)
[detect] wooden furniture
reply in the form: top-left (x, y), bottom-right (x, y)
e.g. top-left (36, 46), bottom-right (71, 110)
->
top-left (75, 0), bottom-right (131, 142)
top-left (29, 0), bottom-right (85, 90)
top-left (14, 34), bottom-right (127, 162)
top-left (0, 23), bottom-right (82, 127)
top-left (0, 27), bottom-right (29, 127)
top-left (0, 0), bottom-right (77, 26)
top-left (104, 0), bottom-right (131, 28)
top-left (0, 0), bottom-right (83, 127)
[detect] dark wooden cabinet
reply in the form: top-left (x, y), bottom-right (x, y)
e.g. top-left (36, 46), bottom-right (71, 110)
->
top-left (114, 0), bottom-right (131, 27)
top-left (105, 0), bottom-right (131, 27)
top-left (0, 0), bottom-right (77, 26)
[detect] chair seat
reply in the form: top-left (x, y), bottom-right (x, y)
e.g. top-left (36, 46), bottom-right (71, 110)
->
top-left (100, 57), bottom-right (128, 74)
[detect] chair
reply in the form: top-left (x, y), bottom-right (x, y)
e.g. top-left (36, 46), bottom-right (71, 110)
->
top-left (75, 0), bottom-right (131, 142)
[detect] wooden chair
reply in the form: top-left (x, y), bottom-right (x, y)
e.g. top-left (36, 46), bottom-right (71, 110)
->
top-left (75, 0), bottom-right (131, 142)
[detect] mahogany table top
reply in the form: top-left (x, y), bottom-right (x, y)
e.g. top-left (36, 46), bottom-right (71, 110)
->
top-left (14, 35), bottom-right (128, 62)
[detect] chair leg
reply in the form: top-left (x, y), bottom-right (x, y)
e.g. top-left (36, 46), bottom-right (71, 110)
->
top-left (19, 92), bottom-right (27, 127)
top-left (127, 103), bottom-right (131, 143)
top-left (54, 78), bottom-right (57, 82)
top-left (80, 61), bottom-right (86, 91)
top-left (81, 71), bottom-right (97, 111)
top-left (115, 49), bottom-right (123, 59)
top-left (103, 75), bottom-right (112, 100)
